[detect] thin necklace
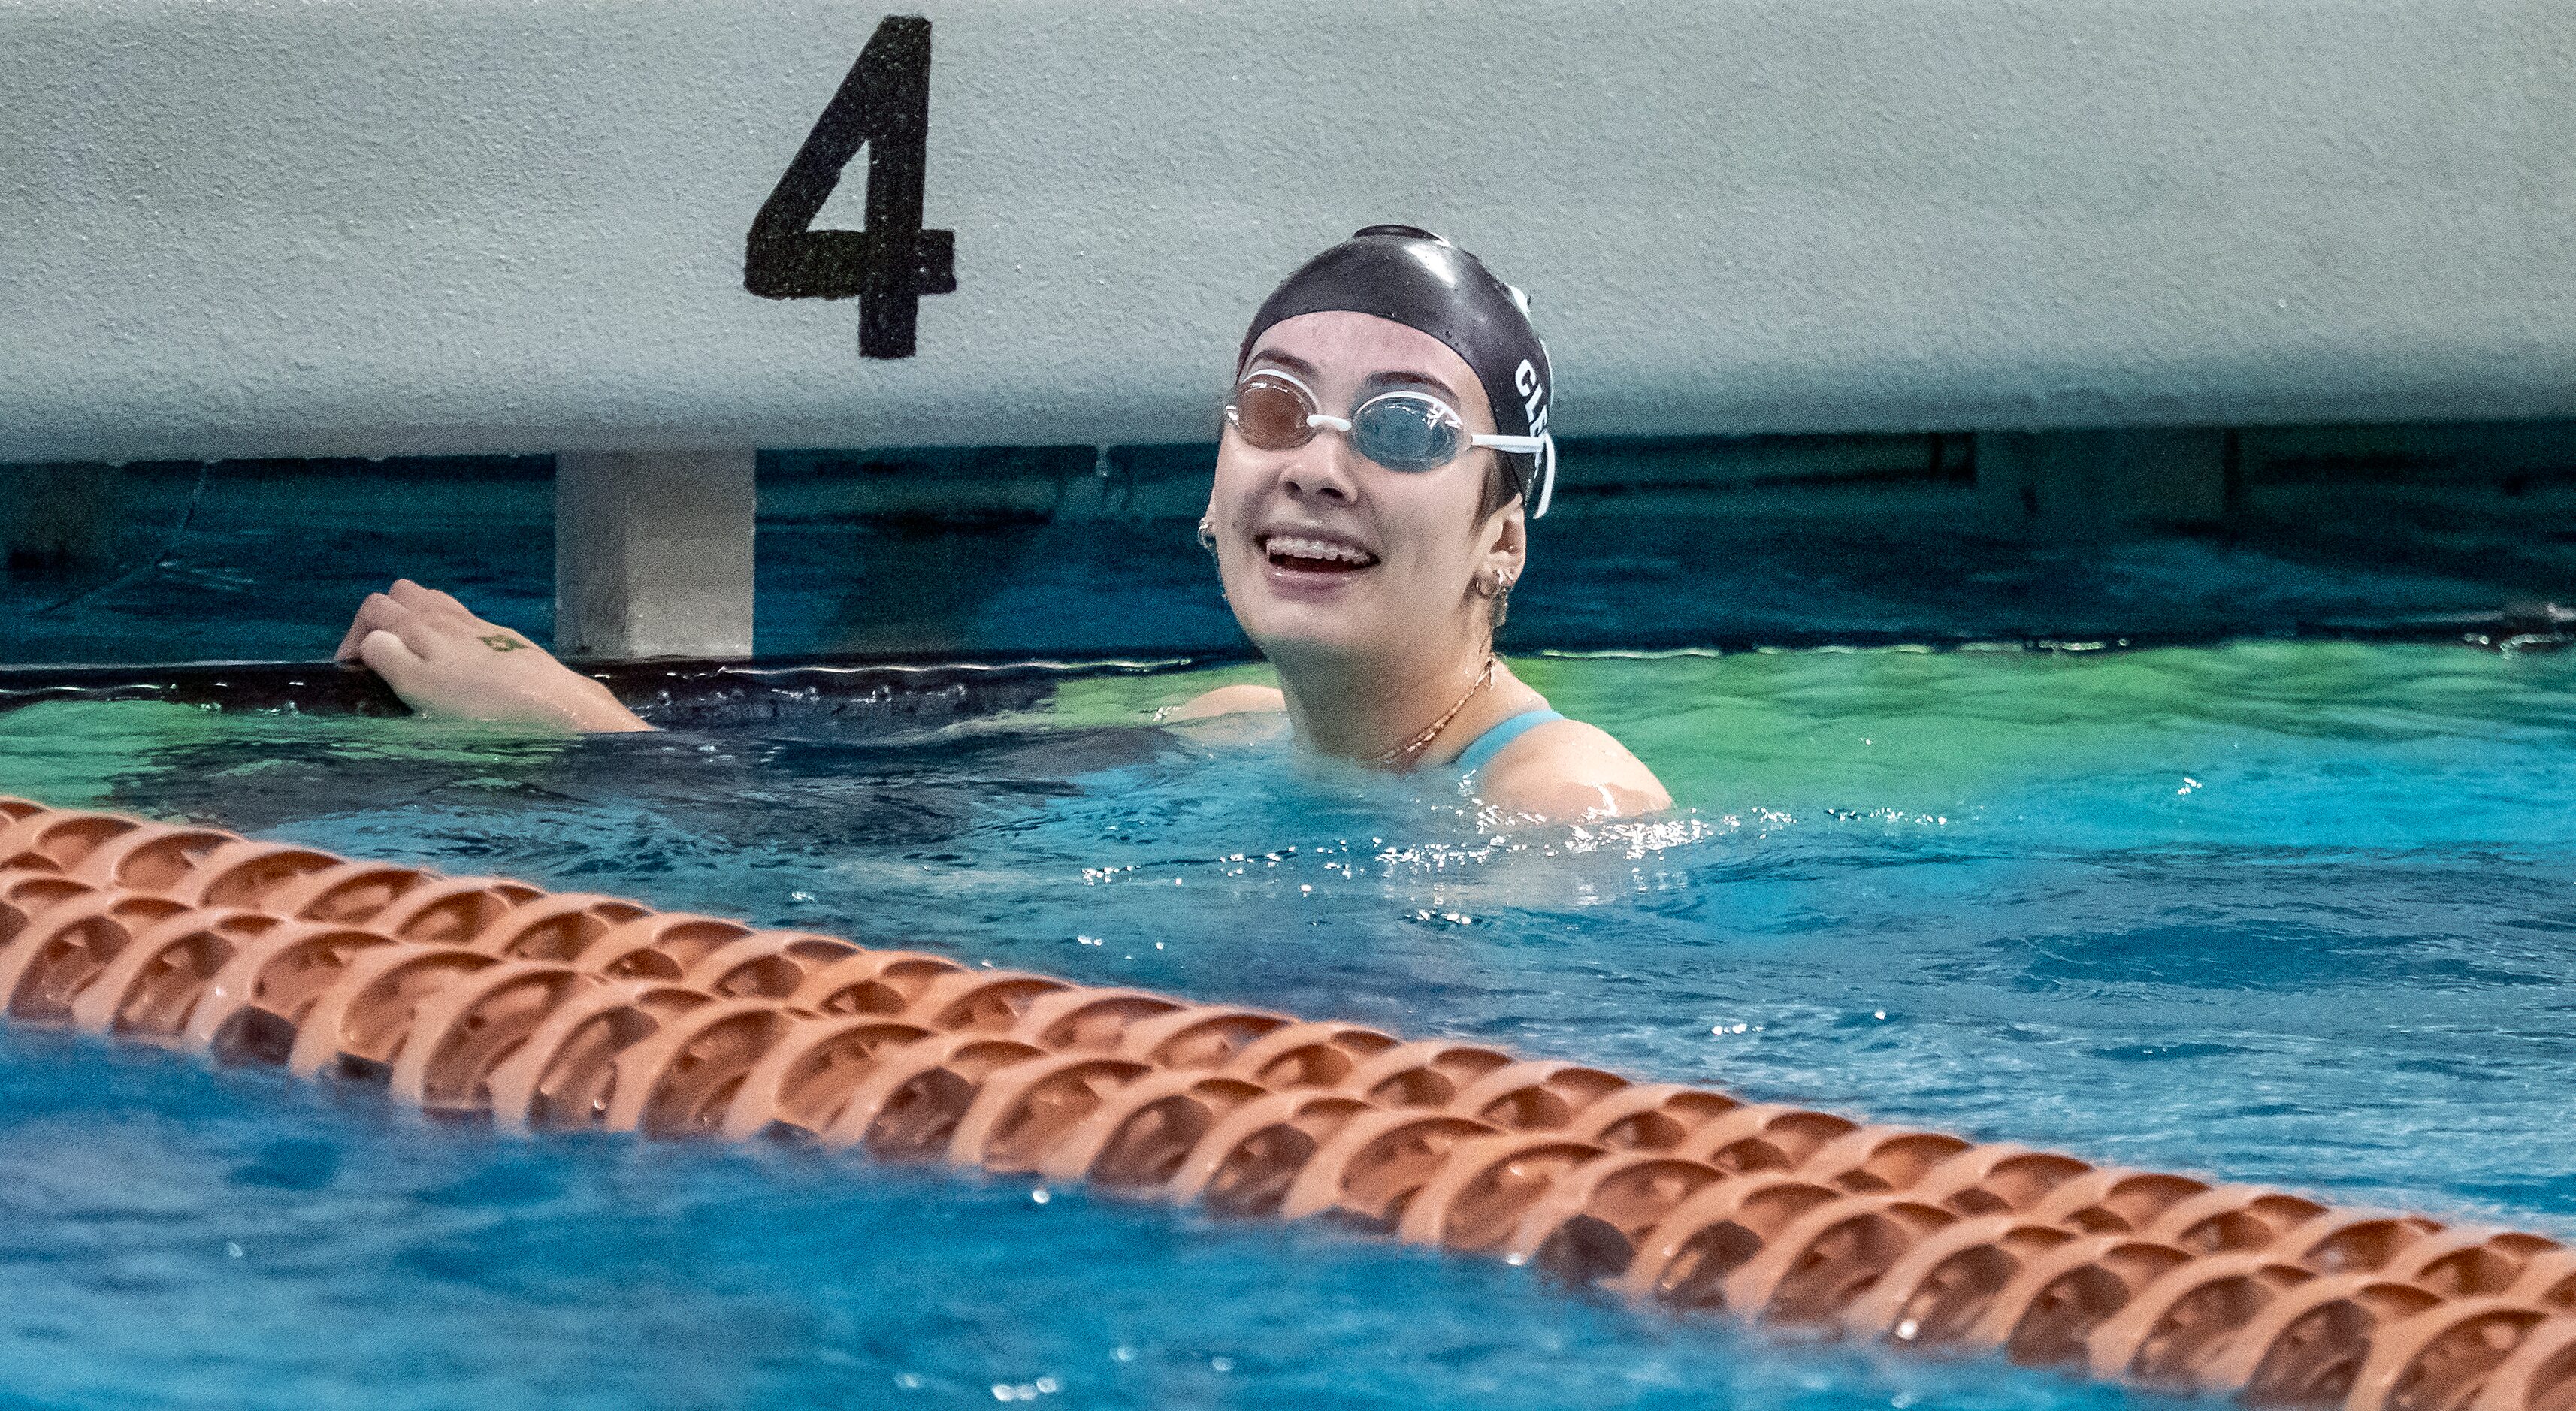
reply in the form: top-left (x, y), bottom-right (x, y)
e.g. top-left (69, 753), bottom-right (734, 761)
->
top-left (1371, 655), bottom-right (1497, 769)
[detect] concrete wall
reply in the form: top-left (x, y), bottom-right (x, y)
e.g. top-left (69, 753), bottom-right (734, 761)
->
top-left (5, 0), bottom-right (2574, 464)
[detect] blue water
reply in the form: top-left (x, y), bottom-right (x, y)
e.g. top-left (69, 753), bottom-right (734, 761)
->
top-left (5, 639), bottom-right (2574, 1407)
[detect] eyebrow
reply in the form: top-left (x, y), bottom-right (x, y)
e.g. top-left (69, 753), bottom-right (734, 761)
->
top-left (1244, 349), bottom-right (1320, 379)
top-left (1244, 351), bottom-right (1462, 403)
top-left (1359, 368), bottom-right (1460, 401)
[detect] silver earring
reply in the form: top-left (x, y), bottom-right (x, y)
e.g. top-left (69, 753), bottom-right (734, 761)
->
top-left (1199, 515), bottom-right (1227, 601)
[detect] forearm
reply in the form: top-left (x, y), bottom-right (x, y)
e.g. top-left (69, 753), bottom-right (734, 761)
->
top-left (547, 675), bottom-right (657, 733)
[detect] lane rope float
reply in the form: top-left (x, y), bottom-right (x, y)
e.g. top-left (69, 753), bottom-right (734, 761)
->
top-left (2, 794), bottom-right (2571, 1409)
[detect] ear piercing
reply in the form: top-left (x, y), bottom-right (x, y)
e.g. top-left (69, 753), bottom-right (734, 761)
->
top-left (1198, 516), bottom-right (1226, 601)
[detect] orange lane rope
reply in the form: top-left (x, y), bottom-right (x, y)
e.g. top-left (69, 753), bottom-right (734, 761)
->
top-left (2, 794), bottom-right (2571, 1408)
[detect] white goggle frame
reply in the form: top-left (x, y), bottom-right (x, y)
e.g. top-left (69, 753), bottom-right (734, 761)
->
top-left (1229, 370), bottom-right (1559, 518)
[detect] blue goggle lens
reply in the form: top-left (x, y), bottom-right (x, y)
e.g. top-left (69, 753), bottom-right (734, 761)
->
top-left (1350, 394), bottom-right (1464, 473)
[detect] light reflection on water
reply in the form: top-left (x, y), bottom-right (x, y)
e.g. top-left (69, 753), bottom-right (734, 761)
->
top-left (2, 639), bottom-right (2573, 1409)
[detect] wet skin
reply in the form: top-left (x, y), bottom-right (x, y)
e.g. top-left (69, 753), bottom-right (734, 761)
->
top-left (1183, 310), bottom-right (1667, 820)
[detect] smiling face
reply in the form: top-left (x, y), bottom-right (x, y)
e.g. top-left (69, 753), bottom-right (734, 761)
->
top-left (1207, 310), bottom-right (1525, 675)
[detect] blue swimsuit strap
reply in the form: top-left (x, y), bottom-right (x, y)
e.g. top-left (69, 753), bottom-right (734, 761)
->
top-left (1452, 707), bottom-right (1565, 776)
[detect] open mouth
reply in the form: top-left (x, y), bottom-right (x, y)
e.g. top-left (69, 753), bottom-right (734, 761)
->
top-left (1260, 533), bottom-right (1380, 575)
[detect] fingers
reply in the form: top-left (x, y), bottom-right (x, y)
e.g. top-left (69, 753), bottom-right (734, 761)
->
top-left (335, 591), bottom-right (404, 661)
top-left (355, 629), bottom-right (431, 702)
top-left (340, 591), bottom-right (458, 664)
top-left (337, 581), bottom-right (482, 660)
top-left (388, 579), bottom-right (476, 621)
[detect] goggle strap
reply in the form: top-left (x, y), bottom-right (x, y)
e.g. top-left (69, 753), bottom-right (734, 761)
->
top-left (1465, 432), bottom-right (1556, 518)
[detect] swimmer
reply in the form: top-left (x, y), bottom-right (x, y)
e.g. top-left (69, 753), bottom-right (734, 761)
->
top-left (337, 226), bottom-right (1668, 820)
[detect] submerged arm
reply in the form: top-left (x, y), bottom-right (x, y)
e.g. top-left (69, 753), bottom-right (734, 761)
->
top-left (1163, 683), bottom-right (1286, 721)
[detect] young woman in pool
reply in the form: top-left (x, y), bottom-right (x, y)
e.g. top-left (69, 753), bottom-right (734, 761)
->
top-left (337, 227), bottom-right (1669, 820)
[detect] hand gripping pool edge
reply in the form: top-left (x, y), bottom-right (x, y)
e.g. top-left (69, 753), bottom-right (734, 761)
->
top-left (2, 796), bottom-right (2571, 1409)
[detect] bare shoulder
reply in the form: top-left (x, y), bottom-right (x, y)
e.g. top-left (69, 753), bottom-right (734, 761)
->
top-left (1475, 718), bottom-right (1672, 820)
top-left (1163, 683), bottom-right (1287, 721)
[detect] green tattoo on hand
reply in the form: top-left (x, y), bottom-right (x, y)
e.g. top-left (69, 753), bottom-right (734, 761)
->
top-left (480, 635), bottom-right (528, 652)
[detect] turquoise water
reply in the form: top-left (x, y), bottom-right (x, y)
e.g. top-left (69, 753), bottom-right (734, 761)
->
top-left (4, 640), bottom-right (2575, 1407)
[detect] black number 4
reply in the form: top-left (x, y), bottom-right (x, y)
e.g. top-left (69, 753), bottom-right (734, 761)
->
top-left (744, 17), bottom-right (955, 358)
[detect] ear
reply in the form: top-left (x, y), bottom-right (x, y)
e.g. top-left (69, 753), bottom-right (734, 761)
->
top-left (1478, 495), bottom-right (1528, 588)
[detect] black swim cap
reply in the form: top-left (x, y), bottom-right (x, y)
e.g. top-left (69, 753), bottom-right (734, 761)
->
top-left (1238, 225), bottom-right (1558, 518)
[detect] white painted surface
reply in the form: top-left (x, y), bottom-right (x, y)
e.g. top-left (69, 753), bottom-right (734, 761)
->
top-left (555, 450), bottom-right (756, 657)
top-left (4, 0), bottom-right (2572, 464)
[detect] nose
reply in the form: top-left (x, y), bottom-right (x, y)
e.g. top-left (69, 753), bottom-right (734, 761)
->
top-left (1276, 425), bottom-right (1360, 503)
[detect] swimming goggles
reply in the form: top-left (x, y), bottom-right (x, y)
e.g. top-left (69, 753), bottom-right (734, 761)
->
top-left (1225, 370), bottom-right (1556, 513)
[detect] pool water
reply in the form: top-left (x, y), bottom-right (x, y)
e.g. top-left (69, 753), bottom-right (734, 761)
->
top-left (4, 640), bottom-right (2575, 1408)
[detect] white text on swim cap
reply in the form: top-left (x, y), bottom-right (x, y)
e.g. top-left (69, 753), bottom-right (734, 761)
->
top-left (1515, 359), bottom-right (1550, 437)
